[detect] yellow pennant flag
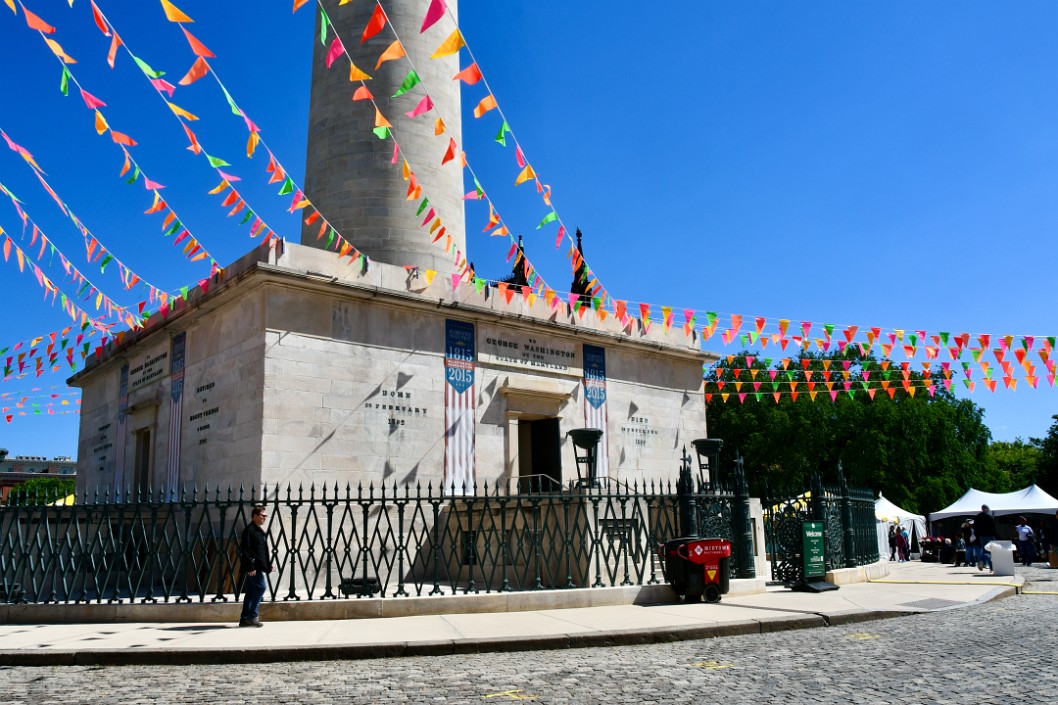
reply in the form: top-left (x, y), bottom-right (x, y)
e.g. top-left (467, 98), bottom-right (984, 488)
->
top-left (94, 111), bottom-right (108, 135)
top-left (167, 101), bottom-right (199, 121)
top-left (430, 29), bottom-right (465, 59)
top-left (514, 164), bottom-right (536, 185)
top-left (4, 0), bottom-right (15, 13)
top-left (424, 269), bottom-right (437, 286)
top-left (348, 62), bottom-right (371, 81)
top-left (44, 38), bottom-right (76, 63)
top-left (160, 0), bottom-right (194, 23)
top-left (247, 131), bottom-right (260, 158)
top-left (375, 40), bottom-right (405, 70)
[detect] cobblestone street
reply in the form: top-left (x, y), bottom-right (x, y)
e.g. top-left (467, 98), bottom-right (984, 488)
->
top-left (1, 566), bottom-right (1055, 704)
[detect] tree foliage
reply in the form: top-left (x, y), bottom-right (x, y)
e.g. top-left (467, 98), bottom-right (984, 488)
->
top-left (705, 350), bottom-right (994, 515)
top-left (1030, 415), bottom-right (1058, 496)
top-left (6, 476), bottom-right (75, 506)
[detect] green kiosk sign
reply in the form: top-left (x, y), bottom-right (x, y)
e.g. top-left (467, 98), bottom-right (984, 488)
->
top-left (802, 521), bottom-right (827, 580)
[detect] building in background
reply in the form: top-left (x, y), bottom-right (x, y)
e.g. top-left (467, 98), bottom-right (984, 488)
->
top-left (0, 450), bottom-right (76, 503)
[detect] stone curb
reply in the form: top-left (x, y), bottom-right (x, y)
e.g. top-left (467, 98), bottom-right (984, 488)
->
top-left (0, 611), bottom-right (906, 667)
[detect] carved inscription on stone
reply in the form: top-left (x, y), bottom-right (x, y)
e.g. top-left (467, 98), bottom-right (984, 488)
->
top-left (478, 326), bottom-right (581, 377)
top-left (621, 416), bottom-right (659, 447)
top-left (128, 350), bottom-right (169, 391)
top-left (366, 388), bottom-right (429, 426)
top-left (189, 380), bottom-right (218, 445)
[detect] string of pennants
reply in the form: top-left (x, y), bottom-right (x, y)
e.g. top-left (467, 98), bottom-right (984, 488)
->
top-left (2, 386), bottom-right (81, 423)
top-left (0, 0), bottom-right (1053, 403)
top-left (0, 322), bottom-right (95, 382)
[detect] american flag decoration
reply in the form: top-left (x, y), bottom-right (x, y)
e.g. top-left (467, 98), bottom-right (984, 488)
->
top-left (114, 362), bottom-right (129, 498)
top-left (582, 344), bottom-right (609, 481)
top-left (444, 320), bottom-right (476, 494)
top-left (165, 332), bottom-right (187, 501)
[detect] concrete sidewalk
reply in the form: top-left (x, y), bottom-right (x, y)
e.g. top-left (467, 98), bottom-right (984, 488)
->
top-left (0, 561), bottom-right (1023, 666)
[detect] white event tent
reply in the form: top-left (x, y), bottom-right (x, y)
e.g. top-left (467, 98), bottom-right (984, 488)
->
top-left (929, 485), bottom-right (1058, 521)
top-left (875, 494), bottom-right (928, 559)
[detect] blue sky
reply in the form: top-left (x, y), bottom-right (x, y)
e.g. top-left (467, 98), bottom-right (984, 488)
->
top-left (1, 0), bottom-right (1056, 459)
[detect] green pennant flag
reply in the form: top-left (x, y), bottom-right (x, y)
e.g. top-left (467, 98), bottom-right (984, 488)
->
top-left (373, 126), bottom-right (390, 140)
top-left (125, 167), bottom-right (141, 185)
top-left (206, 154), bottom-right (231, 168)
top-left (164, 220), bottom-right (182, 236)
top-left (99, 254), bottom-right (112, 273)
top-left (277, 177), bottom-right (295, 196)
top-left (706, 311), bottom-right (718, 327)
top-left (77, 281), bottom-right (90, 297)
top-left (416, 197), bottom-right (430, 216)
top-left (179, 286), bottom-right (189, 299)
top-left (536, 211), bottom-right (558, 229)
top-left (60, 66), bottom-right (71, 96)
top-left (882, 371), bottom-right (891, 380)
top-left (908, 334), bottom-right (918, 347)
top-left (939, 332), bottom-right (950, 346)
top-left (221, 86), bottom-right (241, 116)
top-left (326, 228), bottom-right (335, 248)
top-left (823, 323), bottom-right (835, 337)
top-left (132, 56), bottom-right (165, 78)
top-left (740, 334), bottom-right (749, 347)
top-left (474, 278), bottom-right (486, 294)
top-left (239, 209), bottom-right (254, 225)
top-left (473, 177), bottom-right (484, 199)
top-left (392, 70), bottom-right (421, 97)
top-left (495, 120), bottom-right (511, 146)
top-left (319, 8), bottom-right (331, 45)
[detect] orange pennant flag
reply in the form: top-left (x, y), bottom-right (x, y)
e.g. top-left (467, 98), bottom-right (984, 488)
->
top-left (44, 38), bottom-right (77, 64)
top-left (161, 0), bottom-right (194, 23)
top-left (94, 111), bottom-right (108, 135)
top-left (375, 40), bottom-right (405, 69)
top-left (374, 108), bottom-right (392, 128)
top-left (23, 8), bottom-right (56, 33)
top-left (473, 94), bottom-right (497, 118)
top-left (453, 62), bottom-right (482, 85)
top-left (293, 0), bottom-right (312, 11)
top-left (348, 62), bottom-right (371, 81)
top-left (167, 102), bottom-right (199, 121)
top-left (514, 164), bottom-right (536, 185)
top-left (110, 130), bottom-right (137, 146)
top-left (180, 26), bottom-right (215, 58)
top-left (352, 85), bottom-right (373, 101)
top-left (434, 117), bottom-right (446, 136)
top-left (179, 56), bottom-right (209, 85)
top-left (430, 29), bottom-right (465, 58)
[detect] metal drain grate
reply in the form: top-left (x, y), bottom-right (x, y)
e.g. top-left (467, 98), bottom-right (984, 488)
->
top-left (899, 598), bottom-right (964, 610)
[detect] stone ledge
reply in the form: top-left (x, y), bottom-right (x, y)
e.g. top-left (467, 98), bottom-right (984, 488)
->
top-left (825, 560), bottom-right (891, 585)
top-left (0, 579), bottom-right (768, 625)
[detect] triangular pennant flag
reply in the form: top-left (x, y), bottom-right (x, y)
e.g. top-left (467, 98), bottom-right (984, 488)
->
top-left (454, 63), bottom-right (483, 85)
top-left (514, 164), bottom-right (535, 185)
top-left (326, 37), bottom-right (345, 68)
top-left (393, 70), bottom-right (421, 97)
top-left (161, 0), bottom-right (194, 23)
top-left (375, 40), bottom-right (405, 69)
top-left (179, 56), bottom-right (209, 85)
top-left (431, 29), bottom-right (465, 58)
top-left (420, 0), bottom-right (447, 33)
top-left (352, 85), bottom-right (373, 101)
top-left (406, 95), bottom-right (433, 118)
top-left (473, 94), bottom-right (498, 117)
top-left (349, 62), bottom-right (371, 81)
top-left (24, 8), bottom-right (56, 33)
top-left (361, 2), bottom-right (386, 43)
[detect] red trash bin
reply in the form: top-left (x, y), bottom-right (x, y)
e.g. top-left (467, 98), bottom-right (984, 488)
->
top-left (659, 537), bottom-right (731, 603)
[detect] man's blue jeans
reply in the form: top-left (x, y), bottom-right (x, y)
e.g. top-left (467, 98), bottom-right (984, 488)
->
top-left (241, 573), bottom-right (267, 621)
top-left (978, 536), bottom-right (994, 569)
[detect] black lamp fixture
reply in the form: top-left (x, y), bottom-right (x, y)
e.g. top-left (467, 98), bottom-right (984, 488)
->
top-left (691, 438), bottom-right (724, 487)
top-left (567, 428), bottom-right (604, 488)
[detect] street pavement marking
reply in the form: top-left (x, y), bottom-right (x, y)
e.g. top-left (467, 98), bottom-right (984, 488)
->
top-left (483, 689), bottom-right (536, 700)
top-left (846, 633), bottom-right (880, 640)
top-left (691, 661), bottom-right (733, 670)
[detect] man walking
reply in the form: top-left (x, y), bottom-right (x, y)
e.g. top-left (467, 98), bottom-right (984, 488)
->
top-left (239, 505), bottom-right (273, 627)
top-left (974, 504), bottom-right (996, 572)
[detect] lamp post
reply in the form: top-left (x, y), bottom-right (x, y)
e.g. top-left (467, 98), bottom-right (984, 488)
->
top-left (567, 428), bottom-right (604, 488)
top-left (691, 438), bottom-right (723, 489)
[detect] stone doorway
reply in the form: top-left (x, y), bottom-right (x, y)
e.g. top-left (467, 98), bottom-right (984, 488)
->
top-left (517, 417), bottom-right (562, 492)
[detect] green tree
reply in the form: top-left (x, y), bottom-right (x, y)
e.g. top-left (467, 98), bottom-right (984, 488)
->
top-left (6, 476), bottom-right (75, 506)
top-left (1031, 415), bottom-right (1058, 496)
top-left (986, 439), bottom-right (1040, 491)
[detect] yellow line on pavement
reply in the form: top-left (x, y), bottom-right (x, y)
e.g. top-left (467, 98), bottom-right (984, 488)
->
top-left (1022, 590), bottom-right (1058, 595)
top-left (867, 579), bottom-right (1021, 588)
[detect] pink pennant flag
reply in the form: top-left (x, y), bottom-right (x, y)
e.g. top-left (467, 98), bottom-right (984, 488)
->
top-left (421, 0), bottom-right (447, 33)
top-left (515, 145), bottom-right (526, 168)
top-left (326, 37), bottom-right (344, 68)
top-left (143, 178), bottom-right (164, 190)
top-left (150, 78), bottom-right (177, 97)
top-left (217, 170), bottom-right (241, 182)
top-left (451, 272), bottom-right (461, 291)
top-left (391, 140), bottom-right (399, 164)
top-left (405, 95), bottom-right (434, 118)
top-left (80, 89), bottom-right (106, 109)
top-left (555, 224), bottom-right (565, 249)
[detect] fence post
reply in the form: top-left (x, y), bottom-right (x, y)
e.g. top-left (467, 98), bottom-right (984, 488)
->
top-left (731, 453), bottom-right (755, 579)
top-left (676, 449), bottom-right (698, 538)
top-left (839, 463), bottom-right (856, 568)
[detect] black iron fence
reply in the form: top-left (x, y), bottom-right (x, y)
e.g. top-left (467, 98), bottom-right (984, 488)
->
top-left (0, 478), bottom-right (749, 605)
top-left (763, 469), bottom-right (880, 584)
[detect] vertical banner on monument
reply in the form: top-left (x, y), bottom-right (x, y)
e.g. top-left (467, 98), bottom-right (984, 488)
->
top-left (114, 363), bottom-right (129, 498)
top-left (444, 320), bottom-right (476, 495)
top-left (582, 344), bottom-right (609, 480)
top-left (166, 332), bottom-right (186, 501)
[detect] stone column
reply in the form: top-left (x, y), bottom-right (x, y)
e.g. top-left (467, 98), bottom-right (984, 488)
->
top-left (303, 0), bottom-right (466, 272)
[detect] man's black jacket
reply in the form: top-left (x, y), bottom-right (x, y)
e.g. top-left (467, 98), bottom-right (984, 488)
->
top-left (240, 523), bottom-right (272, 574)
